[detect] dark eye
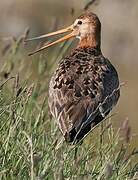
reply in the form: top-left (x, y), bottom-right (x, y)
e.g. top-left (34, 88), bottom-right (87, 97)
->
top-left (77, 20), bottom-right (82, 25)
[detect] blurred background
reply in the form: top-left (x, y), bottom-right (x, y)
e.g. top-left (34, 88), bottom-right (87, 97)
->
top-left (0, 0), bottom-right (138, 147)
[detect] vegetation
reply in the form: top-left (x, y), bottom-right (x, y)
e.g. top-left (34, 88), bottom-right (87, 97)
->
top-left (0, 32), bottom-right (138, 180)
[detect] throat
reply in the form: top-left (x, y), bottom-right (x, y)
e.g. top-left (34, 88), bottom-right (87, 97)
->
top-left (77, 34), bottom-right (101, 50)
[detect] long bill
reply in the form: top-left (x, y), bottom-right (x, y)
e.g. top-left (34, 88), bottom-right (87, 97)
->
top-left (25, 25), bottom-right (73, 42)
top-left (25, 24), bottom-right (77, 56)
top-left (28, 31), bottom-right (75, 56)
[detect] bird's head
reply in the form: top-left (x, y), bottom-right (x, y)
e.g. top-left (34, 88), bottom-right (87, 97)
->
top-left (26, 12), bottom-right (101, 56)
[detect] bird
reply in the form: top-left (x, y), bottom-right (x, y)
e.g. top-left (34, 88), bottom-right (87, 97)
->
top-left (26, 12), bottom-right (120, 144)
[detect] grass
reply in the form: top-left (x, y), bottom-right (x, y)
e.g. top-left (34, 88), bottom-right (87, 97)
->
top-left (0, 33), bottom-right (138, 180)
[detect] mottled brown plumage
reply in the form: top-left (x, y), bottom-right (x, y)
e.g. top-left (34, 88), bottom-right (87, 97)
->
top-left (48, 47), bottom-right (120, 144)
top-left (27, 12), bottom-right (120, 144)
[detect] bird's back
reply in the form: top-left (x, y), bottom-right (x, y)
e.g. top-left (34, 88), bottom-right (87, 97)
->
top-left (48, 47), bottom-right (120, 144)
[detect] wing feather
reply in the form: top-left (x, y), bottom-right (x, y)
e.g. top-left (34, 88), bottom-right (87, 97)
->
top-left (48, 48), bottom-right (120, 143)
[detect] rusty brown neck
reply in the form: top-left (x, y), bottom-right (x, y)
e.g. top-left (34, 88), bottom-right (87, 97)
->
top-left (77, 32), bottom-right (101, 50)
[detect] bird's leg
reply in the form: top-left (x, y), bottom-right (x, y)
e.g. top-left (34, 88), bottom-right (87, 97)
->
top-left (73, 141), bottom-right (83, 164)
top-left (74, 146), bottom-right (78, 163)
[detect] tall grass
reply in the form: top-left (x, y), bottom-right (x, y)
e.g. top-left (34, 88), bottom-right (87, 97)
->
top-left (0, 33), bottom-right (138, 180)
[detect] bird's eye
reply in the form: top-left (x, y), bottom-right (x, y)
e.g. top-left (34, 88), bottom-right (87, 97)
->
top-left (77, 20), bottom-right (82, 25)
